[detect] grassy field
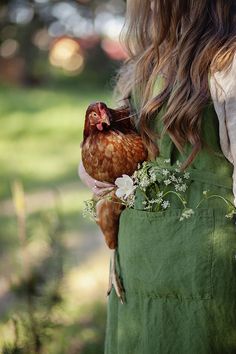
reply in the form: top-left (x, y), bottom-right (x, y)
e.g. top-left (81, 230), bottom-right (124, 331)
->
top-left (0, 77), bottom-right (114, 198)
top-left (0, 77), bottom-right (114, 353)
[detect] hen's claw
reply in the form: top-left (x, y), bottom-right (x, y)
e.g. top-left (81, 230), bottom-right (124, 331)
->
top-left (107, 249), bottom-right (125, 304)
top-left (107, 260), bottom-right (112, 295)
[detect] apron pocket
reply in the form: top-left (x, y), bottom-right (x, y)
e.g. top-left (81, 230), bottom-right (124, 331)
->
top-left (117, 207), bottom-right (214, 300)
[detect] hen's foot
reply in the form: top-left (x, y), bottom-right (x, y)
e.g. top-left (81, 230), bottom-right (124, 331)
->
top-left (107, 249), bottom-right (125, 304)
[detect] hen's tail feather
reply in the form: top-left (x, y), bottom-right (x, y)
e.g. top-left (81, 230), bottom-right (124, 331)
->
top-left (95, 190), bottom-right (124, 249)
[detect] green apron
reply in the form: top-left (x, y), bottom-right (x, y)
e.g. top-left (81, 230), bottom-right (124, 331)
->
top-left (104, 77), bottom-right (236, 354)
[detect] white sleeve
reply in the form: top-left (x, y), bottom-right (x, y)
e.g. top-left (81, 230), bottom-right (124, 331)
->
top-left (224, 77), bottom-right (236, 208)
top-left (209, 57), bottom-right (236, 207)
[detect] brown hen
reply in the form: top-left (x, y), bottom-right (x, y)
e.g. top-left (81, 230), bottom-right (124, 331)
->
top-left (81, 101), bottom-right (148, 303)
top-left (81, 102), bottom-right (147, 183)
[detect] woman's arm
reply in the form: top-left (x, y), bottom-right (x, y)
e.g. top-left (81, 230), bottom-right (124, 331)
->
top-left (78, 161), bottom-right (115, 196)
top-left (224, 74), bottom-right (236, 208)
top-left (209, 56), bottom-right (236, 207)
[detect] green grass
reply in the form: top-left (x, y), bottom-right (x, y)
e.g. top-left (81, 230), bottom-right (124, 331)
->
top-left (0, 79), bottom-right (114, 199)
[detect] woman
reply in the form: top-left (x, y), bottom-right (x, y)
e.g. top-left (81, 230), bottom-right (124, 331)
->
top-left (80, 0), bottom-right (236, 352)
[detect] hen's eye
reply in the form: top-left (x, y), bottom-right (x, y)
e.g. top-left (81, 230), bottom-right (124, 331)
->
top-left (92, 112), bottom-right (98, 118)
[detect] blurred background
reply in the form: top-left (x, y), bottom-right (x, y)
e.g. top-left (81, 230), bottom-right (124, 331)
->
top-left (0, 0), bottom-right (126, 352)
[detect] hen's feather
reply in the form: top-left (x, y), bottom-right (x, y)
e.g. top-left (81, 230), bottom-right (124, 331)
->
top-left (82, 130), bottom-right (147, 183)
top-left (95, 190), bottom-right (124, 249)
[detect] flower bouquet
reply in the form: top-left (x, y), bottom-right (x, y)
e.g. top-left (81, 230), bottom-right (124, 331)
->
top-left (84, 158), bottom-right (236, 223)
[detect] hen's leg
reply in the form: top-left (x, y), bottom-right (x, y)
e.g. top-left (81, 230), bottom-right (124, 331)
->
top-left (107, 249), bottom-right (125, 304)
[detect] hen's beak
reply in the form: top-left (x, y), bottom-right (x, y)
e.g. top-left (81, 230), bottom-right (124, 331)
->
top-left (96, 112), bottom-right (110, 131)
top-left (101, 113), bottom-right (110, 126)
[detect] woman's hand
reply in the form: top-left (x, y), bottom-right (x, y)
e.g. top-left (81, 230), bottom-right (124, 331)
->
top-left (78, 161), bottom-right (115, 196)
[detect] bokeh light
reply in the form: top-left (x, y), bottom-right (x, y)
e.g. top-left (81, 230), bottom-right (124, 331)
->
top-left (9, 3), bottom-right (34, 25)
top-left (101, 38), bottom-right (127, 61)
top-left (49, 37), bottom-right (84, 74)
top-left (32, 28), bottom-right (51, 51)
top-left (0, 39), bottom-right (19, 58)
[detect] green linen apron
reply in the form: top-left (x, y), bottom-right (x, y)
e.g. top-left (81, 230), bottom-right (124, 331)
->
top-left (104, 77), bottom-right (236, 354)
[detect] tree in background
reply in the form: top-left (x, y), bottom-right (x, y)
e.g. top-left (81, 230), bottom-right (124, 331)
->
top-left (0, 0), bottom-right (126, 86)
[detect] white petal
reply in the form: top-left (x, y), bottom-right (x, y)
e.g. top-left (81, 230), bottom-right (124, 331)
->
top-left (115, 188), bottom-right (125, 198)
top-left (123, 174), bottom-right (134, 184)
top-left (115, 177), bottom-right (126, 188)
top-left (115, 174), bottom-right (133, 189)
top-left (124, 186), bottom-right (135, 198)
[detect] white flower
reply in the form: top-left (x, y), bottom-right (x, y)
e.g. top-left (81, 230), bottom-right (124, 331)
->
top-left (174, 182), bottom-right (187, 192)
top-left (115, 174), bottom-right (136, 199)
top-left (162, 169), bottom-right (170, 176)
top-left (225, 210), bottom-right (236, 219)
top-left (164, 179), bottom-right (171, 185)
top-left (203, 190), bottom-right (209, 196)
top-left (179, 208), bottom-right (194, 221)
top-left (126, 194), bottom-right (135, 208)
top-left (149, 198), bottom-right (163, 204)
top-left (132, 170), bottom-right (138, 179)
top-left (174, 184), bottom-right (181, 191)
top-left (139, 176), bottom-right (151, 190)
top-left (144, 204), bottom-right (152, 210)
top-left (184, 172), bottom-right (190, 179)
top-left (164, 158), bottom-right (170, 163)
top-left (161, 200), bottom-right (170, 209)
top-left (83, 199), bottom-right (97, 220)
top-left (150, 175), bottom-right (156, 183)
top-left (176, 160), bottom-right (182, 167)
top-left (170, 174), bottom-right (178, 182)
top-left (149, 168), bottom-right (157, 182)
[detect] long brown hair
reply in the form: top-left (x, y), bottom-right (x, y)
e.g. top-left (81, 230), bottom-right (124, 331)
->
top-left (114, 0), bottom-right (236, 170)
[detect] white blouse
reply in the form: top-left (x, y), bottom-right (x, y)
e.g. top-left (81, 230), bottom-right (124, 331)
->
top-left (209, 56), bottom-right (236, 207)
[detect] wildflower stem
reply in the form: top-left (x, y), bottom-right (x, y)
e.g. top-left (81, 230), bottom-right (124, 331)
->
top-left (111, 200), bottom-right (127, 206)
top-left (154, 183), bottom-right (160, 195)
top-left (139, 188), bottom-right (151, 202)
top-left (195, 194), bottom-right (235, 209)
top-left (101, 195), bottom-right (127, 206)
